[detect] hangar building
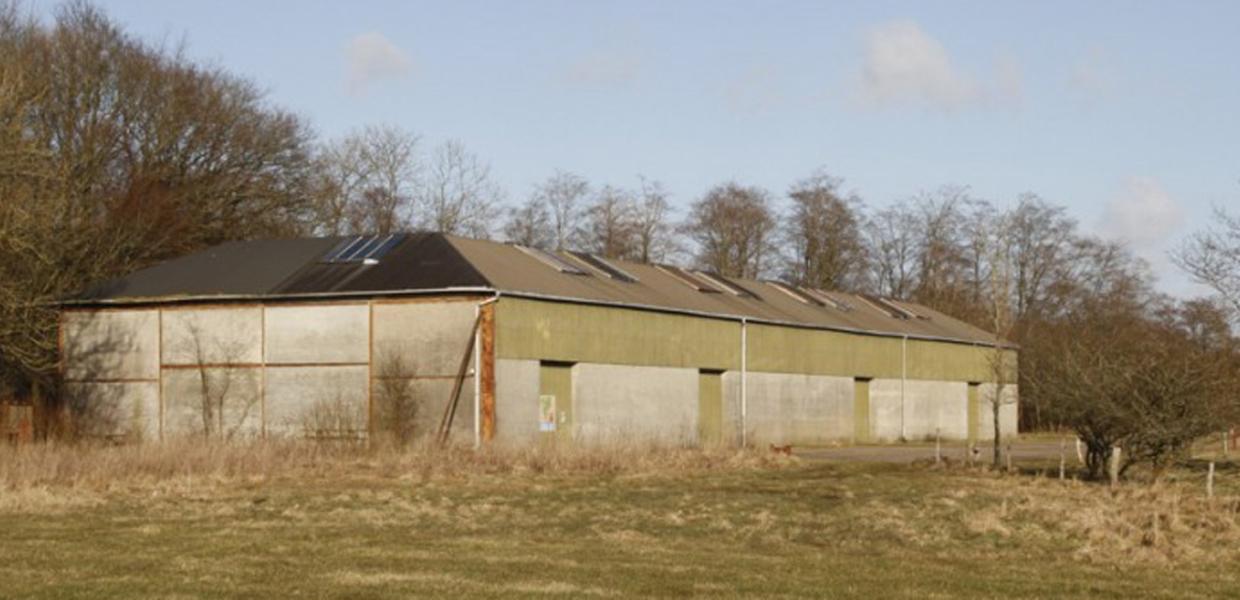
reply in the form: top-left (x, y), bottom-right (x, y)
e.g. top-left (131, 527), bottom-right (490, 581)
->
top-left (60, 232), bottom-right (1018, 446)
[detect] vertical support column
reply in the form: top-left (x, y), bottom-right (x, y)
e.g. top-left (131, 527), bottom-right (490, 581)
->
top-left (366, 300), bottom-right (375, 441)
top-left (480, 301), bottom-right (496, 442)
top-left (740, 318), bottom-right (748, 449)
top-left (259, 304), bottom-right (267, 439)
top-left (900, 335), bottom-right (908, 441)
top-left (157, 308), bottom-right (165, 442)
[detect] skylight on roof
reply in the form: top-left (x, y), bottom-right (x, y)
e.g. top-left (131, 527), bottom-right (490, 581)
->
top-left (515, 245), bottom-right (590, 275)
top-left (765, 281), bottom-right (825, 307)
top-left (568, 252), bottom-right (638, 283)
top-left (857, 294), bottom-right (916, 319)
top-left (322, 234), bottom-right (403, 264)
top-left (694, 271), bottom-right (759, 299)
top-left (803, 288), bottom-right (853, 312)
top-left (657, 265), bottom-right (721, 293)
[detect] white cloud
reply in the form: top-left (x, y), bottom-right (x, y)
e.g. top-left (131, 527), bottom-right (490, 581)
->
top-left (857, 20), bottom-right (979, 111)
top-left (345, 32), bottom-right (413, 96)
top-left (855, 20), bottom-right (1022, 112)
top-left (1100, 177), bottom-right (1185, 247)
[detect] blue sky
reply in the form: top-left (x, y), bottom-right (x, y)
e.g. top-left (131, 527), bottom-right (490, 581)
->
top-left (30, 1), bottom-right (1240, 295)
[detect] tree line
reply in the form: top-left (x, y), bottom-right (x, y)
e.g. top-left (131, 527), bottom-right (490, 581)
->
top-left (2, 2), bottom-right (1237, 470)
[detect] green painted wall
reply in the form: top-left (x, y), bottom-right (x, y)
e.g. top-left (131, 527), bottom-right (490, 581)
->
top-left (496, 298), bottom-right (1017, 384)
top-left (496, 297), bottom-right (740, 370)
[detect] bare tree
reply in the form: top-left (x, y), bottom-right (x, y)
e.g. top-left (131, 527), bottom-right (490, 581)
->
top-left (314, 124), bottom-right (420, 235)
top-left (1004, 195), bottom-right (1075, 321)
top-left (372, 351), bottom-right (421, 446)
top-left (1174, 206), bottom-right (1240, 322)
top-left (867, 203), bottom-right (918, 299)
top-left (502, 196), bottom-right (554, 249)
top-left (2, 3), bottom-right (316, 420)
top-left (531, 171), bottom-right (591, 250)
top-left (631, 177), bottom-right (678, 264)
top-left (682, 182), bottom-right (777, 278)
top-left (984, 218), bottom-right (1017, 467)
top-left (581, 185), bottom-right (638, 259)
top-left (910, 186), bottom-right (975, 314)
top-left (782, 171), bottom-right (867, 290)
top-left (417, 140), bottom-right (504, 238)
top-left (1026, 300), bottom-right (1238, 479)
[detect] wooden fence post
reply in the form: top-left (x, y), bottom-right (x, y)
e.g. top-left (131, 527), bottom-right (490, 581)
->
top-left (1108, 446), bottom-right (1121, 489)
top-left (1059, 438), bottom-right (1066, 481)
top-left (935, 428), bottom-right (941, 466)
top-left (1207, 461), bottom-right (1215, 500)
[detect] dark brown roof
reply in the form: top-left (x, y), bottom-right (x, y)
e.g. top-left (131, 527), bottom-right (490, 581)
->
top-left (70, 232), bottom-right (1005, 346)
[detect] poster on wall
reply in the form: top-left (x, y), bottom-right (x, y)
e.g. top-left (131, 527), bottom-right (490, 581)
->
top-left (539, 394), bottom-right (557, 432)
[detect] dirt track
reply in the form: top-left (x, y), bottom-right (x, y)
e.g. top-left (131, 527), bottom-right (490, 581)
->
top-left (796, 440), bottom-right (1068, 464)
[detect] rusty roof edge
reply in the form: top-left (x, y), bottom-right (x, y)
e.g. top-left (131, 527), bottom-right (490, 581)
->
top-left (60, 285), bottom-right (1017, 349)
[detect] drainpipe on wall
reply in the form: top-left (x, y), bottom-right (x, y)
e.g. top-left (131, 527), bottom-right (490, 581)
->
top-left (473, 293), bottom-right (501, 449)
top-left (740, 317), bottom-right (748, 448)
top-left (901, 334), bottom-right (908, 442)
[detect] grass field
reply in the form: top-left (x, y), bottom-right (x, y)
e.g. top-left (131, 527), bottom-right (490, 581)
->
top-left (0, 442), bottom-right (1237, 598)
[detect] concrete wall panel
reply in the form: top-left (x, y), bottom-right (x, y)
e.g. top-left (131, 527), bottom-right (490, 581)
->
top-left (264, 304), bottom-right (369, 364)
top-left (265, 366), bottom-right (368, 437)
top-left (868, 380), bottom-right (905, 442)
top-left (372, 301), bottom-right (477, 376)
top-left (571, 363), bottom-right (698, 444)
top-left (64, 382), bottom-right (159, 439)
top-left (161, 308), bottom-right (262, 365)
top-left (379, 378), bottom-right (476, 442)
top-left (493, 359), bottom-right (540, 445)
top-left (904, 380), bottom-right (969, 440)
top-left (63, 310), bottom-right (159, 381)
top-left (977, 383), bottom-right (1019, 441)
top-left (741, 371), bottom-right (854, 445)
top-left (161, 368), bottom-right (261, 438)
top-left (867, 379), bottom-right (969, 441)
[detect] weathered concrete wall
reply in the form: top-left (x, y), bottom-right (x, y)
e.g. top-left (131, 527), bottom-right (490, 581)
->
top-left (63, 382), bottom-right (159, 439)
top-left (868, 379), bottom-right (904, 442)
top-left (738, 371), bottom-right (854, 445)
top-left (904, 380), bottom-right (969, 440)
top-left (63, 310), bottom-right (159, 381)
top-left (381, 378), bottom-right (475, 442)
top-left (493, 359), bottom-right (540, 445)
top-left (868, 379), bottom-right (972, 441)
top-left (265, 304), bottom-right (369, 364)
top-left (372, 301), bottom-right (477, 375)
top-left (977, 383), bottom-right (1019, 441)
top-left (572, 363), bottom-right (698, 444)
top-left (162, 368), bottom-right (261, 437)
top-left (371, 300), bottom-right (479, 443)
top-left (161, 308), bottom-right (262, 365)
top-left (266, 366), bottom-right (368, 437)
top-left (720, 371), bottom-right (744, 446)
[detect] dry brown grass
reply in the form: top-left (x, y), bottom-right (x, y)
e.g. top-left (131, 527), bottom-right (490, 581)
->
top-left (929, 464), bottom-right (1240, 565)
top-left (0, 438), bottom-right (791, 510)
